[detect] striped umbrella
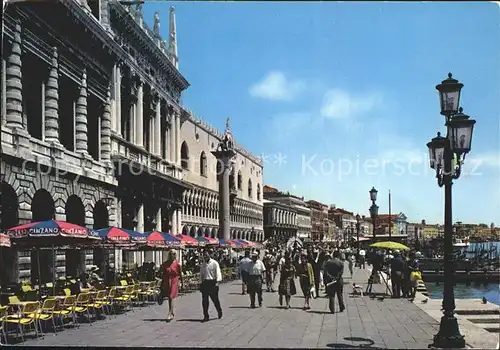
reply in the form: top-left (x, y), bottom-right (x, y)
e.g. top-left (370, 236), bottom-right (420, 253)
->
top-left (143, 231), bottom-right (181, 248)
top-left (7, 220), bottom-right (98, 239)
top-left (175, 234), bottom-right (199, 247)
top-left (196, 236), bottom-right (219, 246)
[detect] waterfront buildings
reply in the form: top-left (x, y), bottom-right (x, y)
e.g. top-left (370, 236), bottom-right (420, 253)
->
top-left (306, 200), bottom-right (328, 242)
top-left (262, 185), bottom-right (311, 242)
top-left (1, 1), bottom-right (262, 283)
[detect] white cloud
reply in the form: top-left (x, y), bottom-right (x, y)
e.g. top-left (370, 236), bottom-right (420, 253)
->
top-left (249, 71), bottom-right (305, 101)
top-left (320, 89), bottom-right (383, 119)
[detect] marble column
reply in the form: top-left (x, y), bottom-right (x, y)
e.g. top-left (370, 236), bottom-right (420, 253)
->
top-left (169, 109), bottom-right (175, 163)
top-left (136, 80), bottom-right (143, 147)
top-left (175, 112), bottom-right (181, 166)
top-left (75, 69), bottom-right (88, 154)
top-left (155, 208), bottom-right (161, 231)
top-left (154, 100), bottom-right (161, 156)
top-left (100, 89), bottom-right (112, 162)
top-left (44, 47), bottom-right (60, 144)
top-left (212, 155), bottom-right (233, 241)
top-left (135, 203), bottom-right (145, 265)
top-left (116, 64), bottom-right (122, 136)
top-left (5, 21), bottom-right (23, 129)
top-left (171, 210), bottom-right (177, 235)
top-left (176, 210), bottom-right (182, 237)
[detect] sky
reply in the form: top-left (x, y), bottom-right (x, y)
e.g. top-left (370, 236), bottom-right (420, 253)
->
top-left (143, 2), bottom-right (500, 225)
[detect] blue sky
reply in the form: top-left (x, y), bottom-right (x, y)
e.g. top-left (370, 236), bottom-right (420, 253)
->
top-left (143, 2), bottom-right (499, 225)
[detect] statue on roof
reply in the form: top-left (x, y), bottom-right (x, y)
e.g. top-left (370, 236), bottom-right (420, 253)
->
top-left (153, 12), bottom-right (160, 37)
top-left (216, 117), bottom-right (234, 153)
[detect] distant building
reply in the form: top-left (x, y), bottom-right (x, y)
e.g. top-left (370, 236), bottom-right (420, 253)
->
top-left (306, 200), bottom-right (329, 241)
top-left (375, 213), bottom-right (408, 235)
top-left (263, 186), bottom-right (311, 241)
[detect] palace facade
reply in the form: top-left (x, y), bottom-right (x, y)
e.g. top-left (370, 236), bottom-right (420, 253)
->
top-left (1, 0), bottom-right (263, 283)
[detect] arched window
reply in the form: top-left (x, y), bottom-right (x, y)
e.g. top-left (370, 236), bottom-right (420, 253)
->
top-left (199, 151), bottom-right (207, 176)
top-left (237, 171), bottom-right (242, 190)
top-left (230, 169), bottom-right (236, 190)
top-left (248, 179), bottom-right (253, 198)
top-left (216, 160), bottom-right (222, 182)
top-left (181, 141), bottom-right (189, 169)
top-left (257, 184), bottom-right (261, 200)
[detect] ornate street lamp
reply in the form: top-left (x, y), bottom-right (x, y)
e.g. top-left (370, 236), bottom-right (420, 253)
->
top-left (369, 204), bottom-right (378, 239)
top-left (369, 187), bottom-right (379, 240)
top-left (369, 187), bottom-right (378, 202)
top-left (427, 73), bottom-right (475, 349)
top-left (355, 213), bottom-right (361, 255)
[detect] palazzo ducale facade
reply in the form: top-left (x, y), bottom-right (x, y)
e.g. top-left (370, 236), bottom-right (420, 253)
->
top-left (0, 0), bottom-right (263, 283)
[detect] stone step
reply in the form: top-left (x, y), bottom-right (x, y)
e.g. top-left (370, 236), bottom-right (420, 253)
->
top-left (456, 309), bottom-right (500, 315)
top-left (473, 323), bottom-right (500, 333)
top-left (467, 315), bottom-right (500, 324)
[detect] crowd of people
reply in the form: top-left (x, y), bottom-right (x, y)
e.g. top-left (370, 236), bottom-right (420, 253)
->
top-left (155, 242), bottom-right (424, 323)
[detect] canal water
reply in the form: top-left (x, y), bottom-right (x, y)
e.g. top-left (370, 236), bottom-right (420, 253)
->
top-left (425, 241), bottom-right (500, 305)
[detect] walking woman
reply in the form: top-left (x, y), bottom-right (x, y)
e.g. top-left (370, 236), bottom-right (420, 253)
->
top-left (278, 254), bottom-right (296, 309)
top-left (297, 253), bottom-right (315, 310)
top-left (161, 250), bottom-right (182, 322)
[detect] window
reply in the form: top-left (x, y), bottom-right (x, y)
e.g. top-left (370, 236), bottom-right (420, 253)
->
top-left (199, 151), bottom-right (207, 176)
top-left (257, 184), bottom-right (261, 200)
top-left (248, 179), bottom-right (253, 198)
top-left (181, 141), bottom-right (189, 169)
top-left (237, 171), bottom-right (242, 190)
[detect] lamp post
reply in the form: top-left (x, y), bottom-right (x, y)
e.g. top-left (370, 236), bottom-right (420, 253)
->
top-left (355, 214), bottom-right (361, 259)
top-left (427, 73), bottom-right (475, 349)
top-left (369, 187), bottom-right (379, 240)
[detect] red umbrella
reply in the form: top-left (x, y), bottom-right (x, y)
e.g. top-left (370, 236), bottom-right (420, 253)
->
top-left (175, 234), bottom-right (199, 247)
top-left (144, 231), bottom-right (181, 248)
top-left (7, 220), bottom-right (96, 239)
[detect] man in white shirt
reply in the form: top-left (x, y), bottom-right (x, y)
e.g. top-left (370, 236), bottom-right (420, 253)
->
top-left (199, 250), bottom-right (223, 322)
top-left (239, 250), bottom-right (252, 295)
top-left (247, 251), bottom-right (266, 308)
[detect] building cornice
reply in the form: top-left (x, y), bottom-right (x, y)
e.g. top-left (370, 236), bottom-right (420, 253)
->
top-left (61, 0), bottom-right (183, 109)
top-left (108, 1), bottom-right (189, 91)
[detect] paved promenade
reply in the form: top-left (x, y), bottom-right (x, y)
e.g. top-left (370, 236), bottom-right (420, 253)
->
top-left (18, 266), bottom-right (440, 348)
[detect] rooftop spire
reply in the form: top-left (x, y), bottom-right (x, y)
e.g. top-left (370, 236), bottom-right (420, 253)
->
top-left (168, 6), bottom-right (179, 69)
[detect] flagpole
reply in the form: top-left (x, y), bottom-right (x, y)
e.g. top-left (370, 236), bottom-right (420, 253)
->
top-left (388, 190), bottom-right (392, 238)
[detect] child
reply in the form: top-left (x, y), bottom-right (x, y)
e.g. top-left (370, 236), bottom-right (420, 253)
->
top-left (409, 268), bottom-right (422, 298)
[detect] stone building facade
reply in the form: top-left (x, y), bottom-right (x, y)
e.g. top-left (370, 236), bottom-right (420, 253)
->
top-left (306, 200), bottom-right (328, 242)
top-left (1, 1), bottom-right (263, 283)
top-left (263, 200), bottom-right (298, 242)
top-left (262, 186), bottom-right (311, 242)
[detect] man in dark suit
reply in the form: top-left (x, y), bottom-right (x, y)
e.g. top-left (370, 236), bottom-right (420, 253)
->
top-left (323, 250), bottom-right (345, 313)
top-left (312, 249), bottom-right (325, 298)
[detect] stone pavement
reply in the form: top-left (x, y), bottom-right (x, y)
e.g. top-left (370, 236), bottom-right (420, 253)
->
top-left (17, 265), bottom-right (440, 348)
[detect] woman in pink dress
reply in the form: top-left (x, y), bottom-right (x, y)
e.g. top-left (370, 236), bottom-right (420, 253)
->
top-left (162, 250), bottom-right (182, 321)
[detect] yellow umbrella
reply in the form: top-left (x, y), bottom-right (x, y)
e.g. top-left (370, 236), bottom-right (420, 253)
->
top-left (370, 241), bottom-right (409, 250)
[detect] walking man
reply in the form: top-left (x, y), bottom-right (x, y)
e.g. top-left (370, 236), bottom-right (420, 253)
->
top-left (323, 250), bottom-right (345, 313)
top-left (248, 251), bottom-right (266, 308)
top-left (200, 250), bottom-right (223, 322)
top-left (390, 250), bottom-right (405, 298)
top-left (239, 250), bottom-right (251, 295)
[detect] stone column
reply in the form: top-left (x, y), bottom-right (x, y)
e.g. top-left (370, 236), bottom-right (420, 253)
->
top-left (5, 21), bottom-right (23, 129)
top-left (175, 112), bottom-right (181, 165)
top-left (155, 208), bottom-right (161, 231)
top-left (75, 69), bottom-right (88, 154)
top-left (116, 64), bottom-right (122, 136)
top-left (136, 80), bottom-right (143, 147)
top-left (154, 99), bottom-right (161, 156)
top-left (171, 210), bottom-right (177, 235)
top-left (169, 109), bottom-right (175, 163)
top-left (213, 155), bottom-right (233, 241)
top-left (176, 210), bottom-right (182, 237)
top-left (100, 89), bottom-right (112, 162)
top-left (44, 47), bottom-right (60, 144)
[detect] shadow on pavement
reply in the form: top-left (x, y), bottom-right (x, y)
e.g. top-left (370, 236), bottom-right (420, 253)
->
top-left (327, 337), bottom-right (378, 348)
top-left (143, 318), bottom-right (169, 322)
top-left (307, 310), bottom-right (332, 315)
top-left (176, 318), bottom-right (204, 322)
top-left (228, 306), bottom-right (251, 309)
top-left (227, 292), bottom-right (243, 295)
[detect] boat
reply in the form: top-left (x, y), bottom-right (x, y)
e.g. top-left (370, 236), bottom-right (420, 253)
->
top-left (453, 237), bottom-right (470, 248)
